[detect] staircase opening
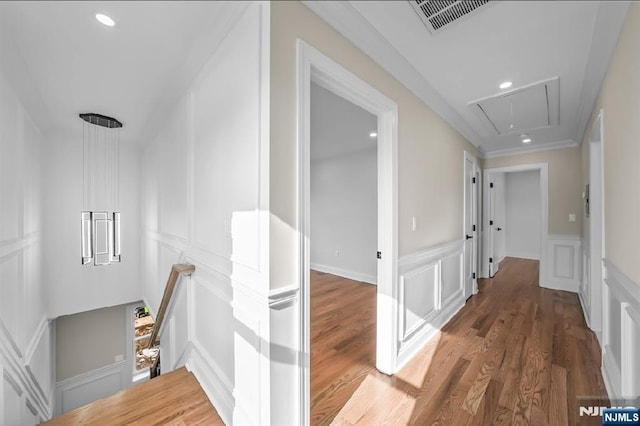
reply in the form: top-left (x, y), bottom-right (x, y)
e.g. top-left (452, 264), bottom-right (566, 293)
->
top-left (130, 304), bottom-right (159, 383)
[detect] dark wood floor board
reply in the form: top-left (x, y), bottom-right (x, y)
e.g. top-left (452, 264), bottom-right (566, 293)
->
top-left (310, 258), bottom-right (608, 425)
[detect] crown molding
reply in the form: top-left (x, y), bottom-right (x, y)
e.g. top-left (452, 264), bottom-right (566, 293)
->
top-left (575, 1), bottom-right (630, 144)
top-left (301, 1), bottom-right (482, 148)
top-left (481, 139), bottom-right (579, 159)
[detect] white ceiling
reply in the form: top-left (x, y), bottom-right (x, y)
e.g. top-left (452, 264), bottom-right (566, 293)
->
top-left (310, 82), bottom-right (377, 162)
top-left (0, 1), bottom-right (242, 146)
top-left (305, 1), bottom-right (630, 156)
top-left (0, 1), bottom-right (628, 157)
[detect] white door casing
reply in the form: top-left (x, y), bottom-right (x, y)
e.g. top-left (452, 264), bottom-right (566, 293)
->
top-left (583, 109), bottom-right (604, 338)
top-left (463, 152), bottom-right (478, 298)
top-left (489, 177), bottom-right (498, 277)
top-left (483, 164), bottom-right (549, 284)
top-left (297, 40), bottom-right (399, 425)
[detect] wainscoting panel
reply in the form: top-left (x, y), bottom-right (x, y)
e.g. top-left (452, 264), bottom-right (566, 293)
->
top-left (155, 256), bottom-right (236, 426)
top-left (442, 252), bottom-right (463, 304)
top-left (54, 360), bottom-right (128, 415)
top-left (400, 261), bottom-right (439, 340)
top-left (0, 314), bottom-right (53, 423)
top-left (602, 259), bottom-right (640, 399)
top-left (396, 240), bottom-right (466, 369)
top-left (544, 235), bottom-right (581, 293)
top-left (268, 287), bottom-right (300, 426)
top-left (139, 2), bottom-right (271, 424)
top-left (580, 241), bottom-right (592, 327)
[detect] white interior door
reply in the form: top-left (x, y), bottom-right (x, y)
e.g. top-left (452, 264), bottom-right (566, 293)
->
top-left (489, 177), bottom-right (500, 277)
top-left (463, 155), bottom-right (477, 298)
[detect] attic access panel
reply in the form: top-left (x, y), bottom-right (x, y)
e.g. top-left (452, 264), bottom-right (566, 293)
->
top-left (470, 77), bottom-right (560, 136)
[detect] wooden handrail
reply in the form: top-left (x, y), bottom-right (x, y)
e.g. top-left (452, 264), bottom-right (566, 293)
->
top-left (147, 263), bottom-right (195, 350)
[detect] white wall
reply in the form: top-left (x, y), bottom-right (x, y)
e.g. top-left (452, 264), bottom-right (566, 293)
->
top-left (42, 135), bottom-right (141, 319)
top-left (55, 305), bottom-right (127, 381)
top-left (310, 148), bottom-right (377, 284)
top-left (0, 38), bottom-right (54, 423)
top-left (140, 3), bottom-right (273, 425)
top-left (505, 170), bottom-right (541, 260)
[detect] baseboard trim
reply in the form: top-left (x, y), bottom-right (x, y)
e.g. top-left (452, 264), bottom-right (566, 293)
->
top-left (540, 280), bottom-right (579, 293)
top-left (310, 263), bottom-right (376, 285)
top-left (396, 295), bottom-right (464, 370)
top-left (186, 343), bottom-right (235, 426)
top-left (506, 252), bottom-right (540, 261)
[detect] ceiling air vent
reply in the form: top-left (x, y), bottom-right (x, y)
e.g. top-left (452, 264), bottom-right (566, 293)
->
top-left (410, 0), bottom-right (492, 34)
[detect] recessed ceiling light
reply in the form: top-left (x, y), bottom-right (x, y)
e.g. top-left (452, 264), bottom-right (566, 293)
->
top-left (520, 134), bottom-right (532, 144)
top-left (369, 132), bottom-right (378, 138)
top-left (96, 13), bottom-right (115, 27)
top-left (499, 81), bottom-right (513, 90)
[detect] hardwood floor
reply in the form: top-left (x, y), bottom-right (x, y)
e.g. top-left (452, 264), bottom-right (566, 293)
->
top-left (311, 258), bottom-right (608, 425)
top-left (43, 367), bottom-right (223, 425)
top-left (311, 270), bottom-right (377, 425)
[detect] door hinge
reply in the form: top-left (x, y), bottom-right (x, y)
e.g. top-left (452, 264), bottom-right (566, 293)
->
top-left (472, 177), bottom-right (476, 184)
top-left (490, 220), bottom-right (494, 226)
top-left (377, 251), bottom-right (382, 259)
top-left (490, 182), bottom-right (494, 188)
top-left (473, 224), bottom-right (476, 232)
top-left (472, 272), bottom-right (476, 279)
top-left (489, 257), bottom-right (493, 263)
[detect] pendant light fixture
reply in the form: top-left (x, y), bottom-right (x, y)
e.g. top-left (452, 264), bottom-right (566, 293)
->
top-left (79, 113), bottom-right (122, 266)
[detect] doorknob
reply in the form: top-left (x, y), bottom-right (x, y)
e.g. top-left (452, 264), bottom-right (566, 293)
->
top-left (466, 234), bottom-right (473, 240)
top-left (497, 227), bottom-right (502, 231)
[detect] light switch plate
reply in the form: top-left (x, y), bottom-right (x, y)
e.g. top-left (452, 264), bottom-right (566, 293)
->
top-left (569, 214), bottom-right (576, 223)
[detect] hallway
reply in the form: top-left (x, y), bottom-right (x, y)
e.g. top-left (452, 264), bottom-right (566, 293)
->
top-left (314, 258), bottom-right (607, 425)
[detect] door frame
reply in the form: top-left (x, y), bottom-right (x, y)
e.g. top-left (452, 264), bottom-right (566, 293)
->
top-left (296, 40), bottom-right (399, 424)
top-left (588, 109), bottom-right (604, 338)
top-left (463, 151), bottom-right (479, 297)
top-left (482, 163), bottom-right (549, 282)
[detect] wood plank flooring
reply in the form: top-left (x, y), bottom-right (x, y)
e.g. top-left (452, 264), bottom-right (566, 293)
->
top-left (43, 367), bottom-right (223, 426)
top-left (311, 258), bottom-right (609, 425)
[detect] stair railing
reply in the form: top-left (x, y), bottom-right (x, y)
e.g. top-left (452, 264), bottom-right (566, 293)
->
top-left (147, 263), bottom-right (195, 378)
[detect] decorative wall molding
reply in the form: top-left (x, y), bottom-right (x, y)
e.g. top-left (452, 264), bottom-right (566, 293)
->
top-left (543, 235), bottom-right (581, 293)
top-left (396, 240), bottom-right (465, 369)
top-left (580, 245), bottom-right (593, 329)
top-left (0, 315), bottom-right (53, 422)
top-left (24, 317), bottom-right (52, 409)
top-left (602, 258), bottom-right (640, 399)
top-left (54, 360), bottom-right (128, 416)
top-left (310, 263), bottom-right (376, 285)
top-left (268, 286), bottom-right (299, 310)
top-left (186, 343), bottom-right (235, 425)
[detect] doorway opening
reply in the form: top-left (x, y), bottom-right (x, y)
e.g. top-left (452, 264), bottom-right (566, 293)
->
top-left (297, 40), bottom-right (399, 424)
top-left (309, 81), bottom-right (378, 423)
top-left (482, 164), bottom-right (549, 282)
